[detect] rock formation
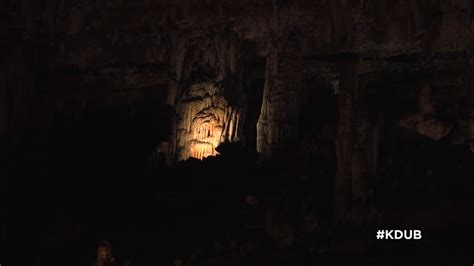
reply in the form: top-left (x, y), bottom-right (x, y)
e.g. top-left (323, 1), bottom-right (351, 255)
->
top-left (2, 0), bottom-right (474, 228)
top-left (3, 0), bottom-right (474, 264)
top-left (399, 83), bottom-right (453, 140)
top-left (176, 81), bottom-right (241, 160)
top-left (96, 240), bottom-right (116, 266)
top-left (257, 32), bottom-right (304, 158)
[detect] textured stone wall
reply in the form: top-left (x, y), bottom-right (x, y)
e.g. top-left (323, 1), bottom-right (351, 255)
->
top-left (176, 82), bottom-right (241, 160)
top-left (257, 32), bottom-right (304, 157)
top-left (2, 1), bottom-right (474, 228)
top-left (3, 0), bottom-right (474, 157)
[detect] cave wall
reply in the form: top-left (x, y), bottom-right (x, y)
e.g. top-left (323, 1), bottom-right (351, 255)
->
top-left (257, 30), bottom-right (304, 158)
top-left (2, 0), bottom-right (474, 223)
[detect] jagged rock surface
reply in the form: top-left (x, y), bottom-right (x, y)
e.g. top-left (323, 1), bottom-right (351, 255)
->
top-left (95, 241), bottom-right (116, 266)
top-left (399, 84), bottom-right (452, 140)
top-left (2, 0), bottom-right (474, 228)
top-left (176, 82), bottom-right (241, 160)
top-left (257, 32), bottom-right (304, 158)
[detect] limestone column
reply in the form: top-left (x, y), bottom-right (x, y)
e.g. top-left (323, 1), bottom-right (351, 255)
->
top-left (257, 32), bottom-right (304, 158)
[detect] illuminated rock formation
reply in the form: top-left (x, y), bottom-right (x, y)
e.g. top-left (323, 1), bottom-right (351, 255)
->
top-left (176, 82), bottom-right (241, 160)
top-left (399, 84), bottom-right (452, 141)
top-left (96, 240), bottom-right (116, 266)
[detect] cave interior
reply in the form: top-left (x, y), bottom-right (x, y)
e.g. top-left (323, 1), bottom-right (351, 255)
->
top-left (2, 0), bottom-right (474, 265)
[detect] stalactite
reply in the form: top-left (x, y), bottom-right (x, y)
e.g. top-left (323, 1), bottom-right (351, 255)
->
top-left (176, 82), bottom-right (241, 160)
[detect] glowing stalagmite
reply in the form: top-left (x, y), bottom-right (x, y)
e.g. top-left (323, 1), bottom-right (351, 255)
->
top-left (176, 82), bottom-right (241, 160)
